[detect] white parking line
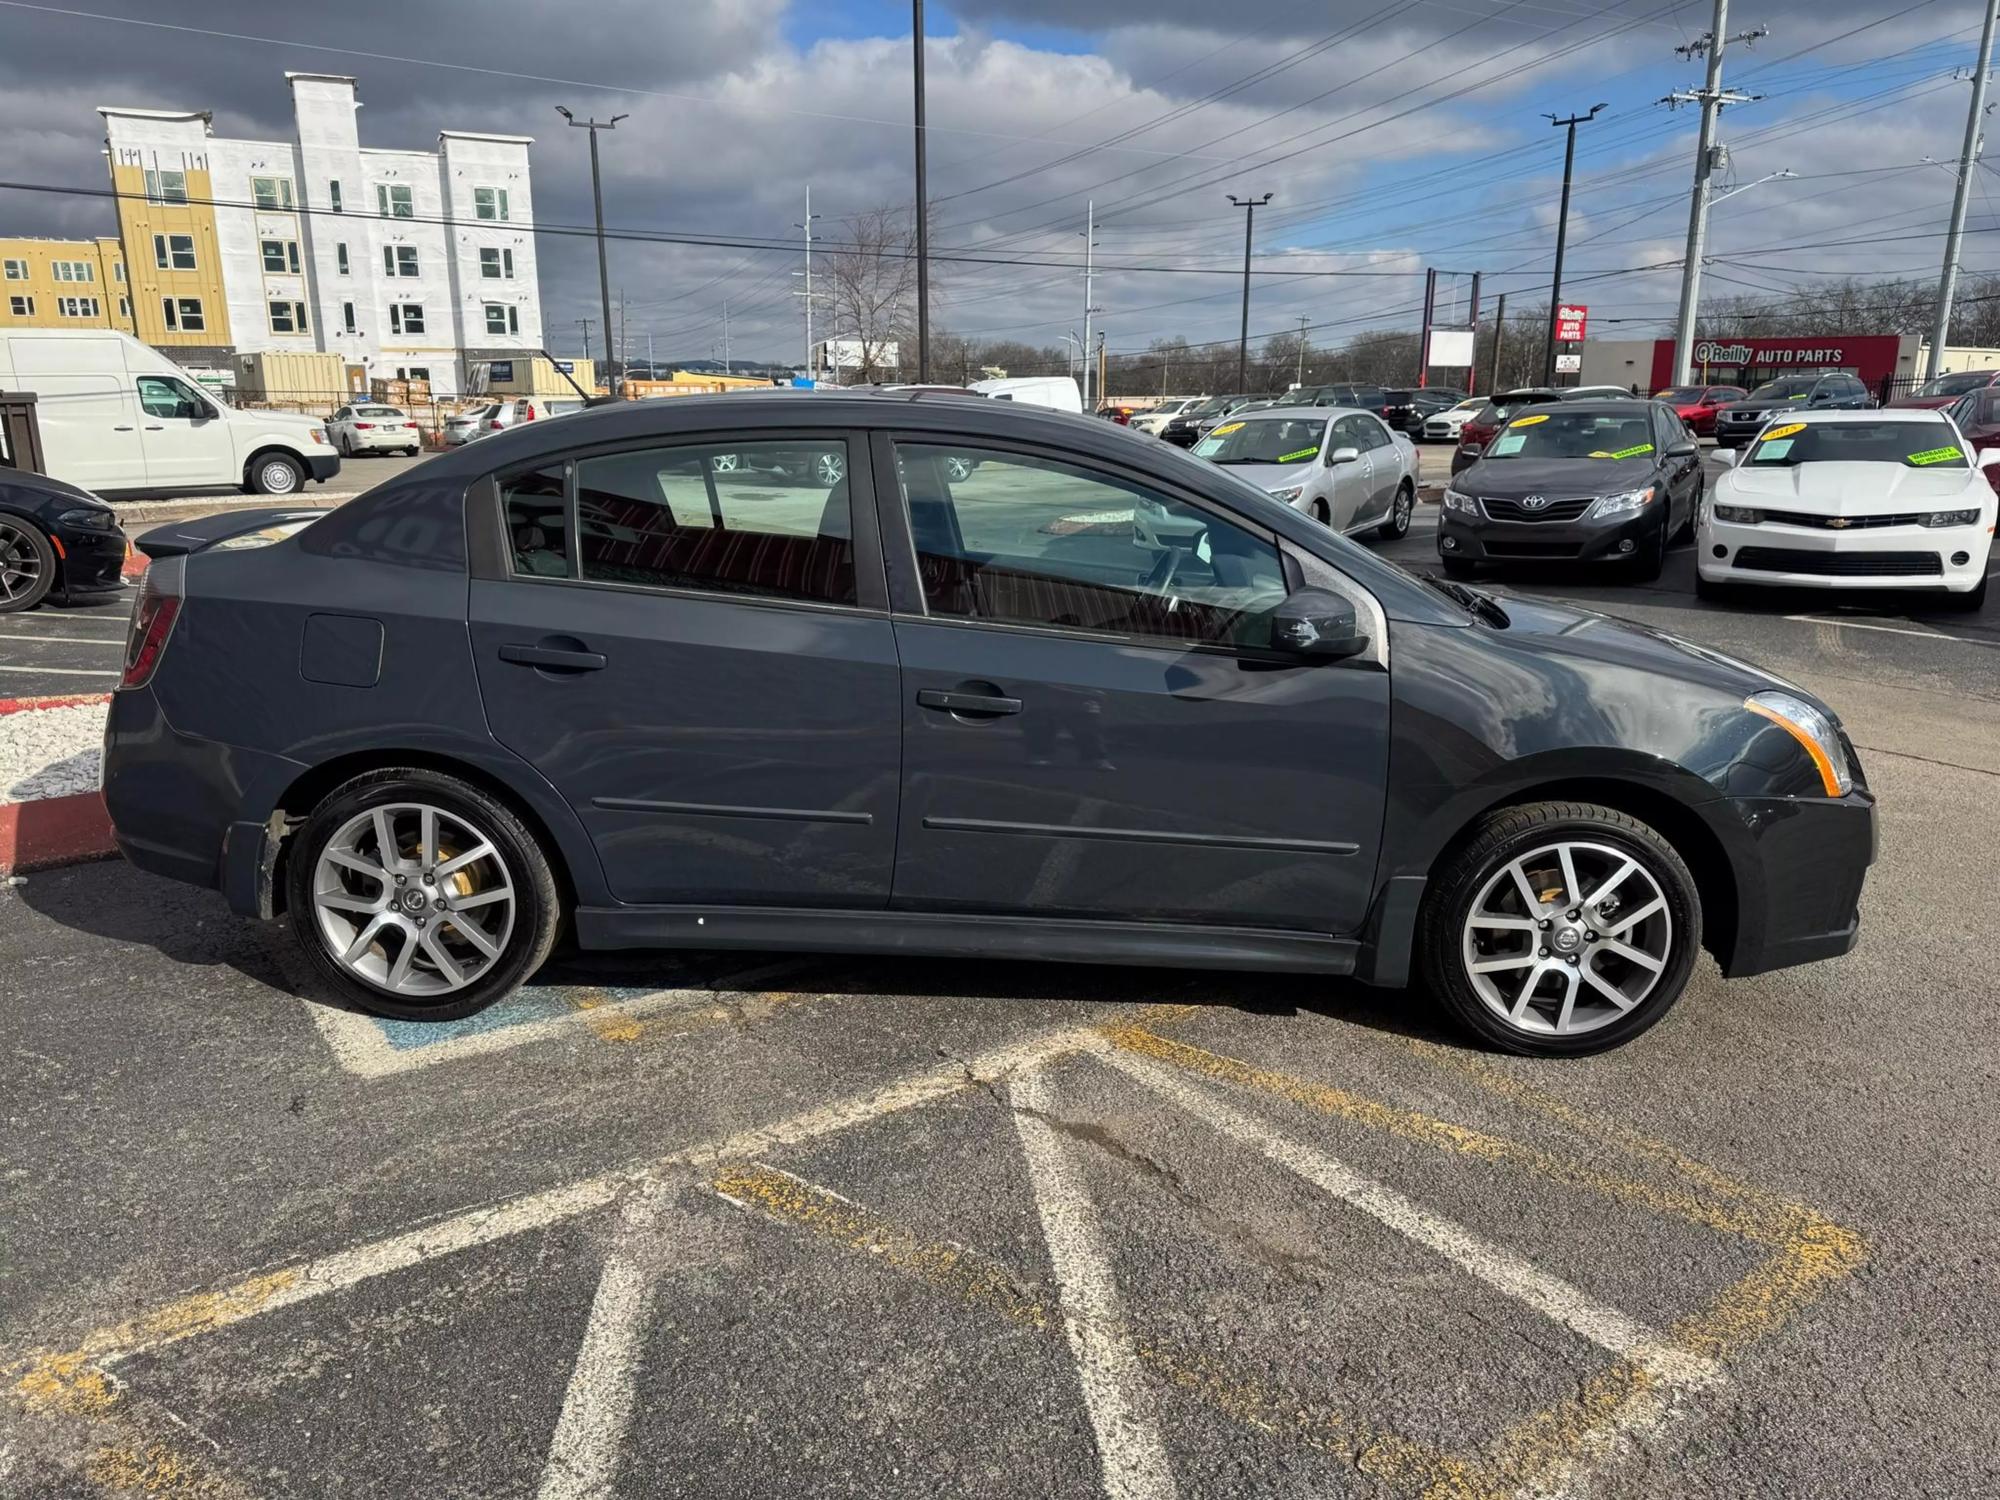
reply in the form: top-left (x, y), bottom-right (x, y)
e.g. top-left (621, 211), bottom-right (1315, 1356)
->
top-left (1785, 613), bottom-right (1993, 645)
top-left (1105, 1049), bottom-right (1722, 1393)
top-left (1013, 1066), bottom-right (1178, 1500)
top-left (0, 664), bottom-right (119, 677)
top-left (0, 635), bottom-right (124, 647)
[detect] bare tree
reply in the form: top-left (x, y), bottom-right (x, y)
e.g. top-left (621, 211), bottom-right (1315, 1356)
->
top-left (820, 206), bottom-right (918, 383)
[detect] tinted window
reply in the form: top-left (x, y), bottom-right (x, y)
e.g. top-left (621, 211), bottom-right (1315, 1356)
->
top-left (1192, 415), bottom-right (1327, 464)
top-left (893, 443), bottom-right (1288, 650)
top-left (1747, 420), bottom-right (1966, 469)
top-left (573, 441), bottom-right (856, 605)
top-left (503, 465), bottom-right (568, 578)
top-left (1484, 409), bottom-right (1657, 460)
top-left (136, 375), bottom-right (205, 420)
top-left (1748, 377), bottom-right (1818, 402)
top-left (1917, 371), bottom-right (1993, 398)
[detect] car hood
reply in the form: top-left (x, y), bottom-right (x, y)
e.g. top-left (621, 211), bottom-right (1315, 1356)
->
top-left (1213, 461), bottom-right (1320, 490)
top-left (1458, 454), bottom-right (1661, 497)
top-left (1720, 461), bottom-right (1974, 512)
top-left (1886, 394), bottom-right (1958, 410)
top-left (1719, 398), bottom-right (1813, 418)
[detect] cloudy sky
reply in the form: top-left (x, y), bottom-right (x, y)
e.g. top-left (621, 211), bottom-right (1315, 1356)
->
top-left (0, 0), bottom-right (1989, 367)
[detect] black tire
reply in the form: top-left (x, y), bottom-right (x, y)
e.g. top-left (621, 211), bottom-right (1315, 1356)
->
top-left (1310, 498), bottom-right (1331, 526)
top-left (1441, 556), bottom-right (1478, 580)
top-left (1377, 481), bottom-right (1415, 541)
top-left (1694, 571), bottom-right (1733, 603)
top-left (0, 517), bottom-right (56, 613)
top-left (1941, 573), bottom-right (1988, 613)
top-left (284, 768), bottom-right (563, 1022)
top-left (1417, 801), bottom-right (1702, 1056)
top-left (1632, 517), bottom-right (1667, 582)
top-left (1673, 479), bottom-right (1701, 542)
top-left (249, 452), bottom-right (306, 496)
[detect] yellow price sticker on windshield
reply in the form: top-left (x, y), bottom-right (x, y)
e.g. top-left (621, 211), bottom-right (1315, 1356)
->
top-left (1906, 444), bottom-right (1963, 466)
top-left (1210, 421), bottom-right (1245, 436)
top-left (1509, 413), bottom-right (1550, 427)
top-left (1586, 443), bottom-right (1656, 460)
top-left (1276, 446), bottom-right (1319, 463)
top-left (1761, 422), bottom-right (1807, 442)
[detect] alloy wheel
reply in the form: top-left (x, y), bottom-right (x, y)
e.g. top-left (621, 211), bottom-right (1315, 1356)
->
top-left (0, 521), bottom-right (45, 605)
top-left (1459, 839), bottom-right (1673, 1037)
top-left (310, 802), bottom-right (517, 997)
top-left (815, 451), bottom-right (846, 486)
top-left (711, 453), bottom-right (741, 473)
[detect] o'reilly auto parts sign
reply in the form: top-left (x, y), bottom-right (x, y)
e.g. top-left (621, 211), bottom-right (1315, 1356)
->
top-left (1694, 341), bottom-right (1845, 366)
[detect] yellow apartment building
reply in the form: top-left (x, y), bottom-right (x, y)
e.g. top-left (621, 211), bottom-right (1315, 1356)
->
top-left (0, 236), bottom-right (135, 332)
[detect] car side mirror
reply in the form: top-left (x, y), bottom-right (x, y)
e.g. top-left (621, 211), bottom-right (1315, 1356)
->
top-left (1271, 588), bottom-right (1368, 660)
top-left (1325, 445), bottom-right (1361, 466)
top-left (1667, 439), bottom-right (1699, 458)
top-left (1711, 448), bottom-right (1738, 468)
top-left (1977, 447), bottom-right (2000, 469)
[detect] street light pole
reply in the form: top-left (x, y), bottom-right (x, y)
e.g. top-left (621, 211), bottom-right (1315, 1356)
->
top-left (1542, 103), bottom-right (1604, 386)
top-left (1929, 0), bottom-right (2000, 381)
top-left (556, 107), bottom-right (627, 394)
top-left (1227, 193), bottom-right (1272, 392)
top-left (1295, 314), bottom-right (1310, 387)
top-left (913, 0), bottom-right (931, 381)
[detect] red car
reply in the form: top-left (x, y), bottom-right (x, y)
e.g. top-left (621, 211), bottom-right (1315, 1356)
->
top-left (1944, 386), bottom-right (2000, 493)
top-left (1653, 384), bottom-right (1746, 436)
top-left (1890, 369), bottom-right (2000, 410)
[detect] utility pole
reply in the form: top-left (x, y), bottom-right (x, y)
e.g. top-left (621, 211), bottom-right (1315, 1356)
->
top-left (722, 299), bottom-right (731, 376)
top-left (647, 329), bottom-right (654, 376)
top-left (1541, 104), bottom-right (1605, 385)
top-left (912, 0), bottom-right (931, 380)
top-left (1930, 0), bottom-right (2000, 381)
top-left (1227, 192), bottom-right (1272, 393)
top-left (1096, 331), bottom-right (1107, 407)
top-left (1081, 201), bottom-right (1101, 407)
top-left (793, 186), bottom-right (817, 377)
top-left (617, 288), bottom-right (627, 378)
top-left (1666, 5), bottom-right (1766, 387)
top-left (556, 108), bottom-right (626, 394)
top-left (1418, 268), bottom-right (1438, 388)
top-left (1488, 293), bottom-right (1506, 393)
top-left (575, 316), bottom-right (595, 362)
top-left (1295, 314), bottom-right (1311, 387)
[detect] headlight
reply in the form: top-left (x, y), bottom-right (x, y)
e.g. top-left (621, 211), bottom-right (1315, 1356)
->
top-left (1711, 503), bottom-right (1762, 524)
top-left (56, 507), bottom-right (116, 530)
top-left (1923, 507), bottom-right (1981, 527)
top-left (1745, 690), bottom-right (1853, 797)
top-left (309, 428), bottom-right (327, 445)
top-left (1589, 485), bottom-right (1657, 519)
top-left (1441, 488), bottom-right (1479, 514)
top-left (1268, 485), bottom-right (1305, 503)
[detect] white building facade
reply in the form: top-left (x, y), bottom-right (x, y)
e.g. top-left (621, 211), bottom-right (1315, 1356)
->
top-left (100, 73), bottom-right (542, 397)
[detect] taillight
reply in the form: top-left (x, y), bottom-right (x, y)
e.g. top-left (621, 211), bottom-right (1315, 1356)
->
top-left (488, 419), bottom-right (503, 430)
top-left (354, 422), bottom-right (374, 430)
top-left (121, 566), bottom-right (182, 690)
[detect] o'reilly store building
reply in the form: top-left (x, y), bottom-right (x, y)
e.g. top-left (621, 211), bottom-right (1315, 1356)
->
top-left (1577, 334), bottom-right (2000, 399)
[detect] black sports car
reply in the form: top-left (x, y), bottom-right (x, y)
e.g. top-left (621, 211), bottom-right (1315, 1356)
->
top-left (0, 467), bottom-right (130, 612)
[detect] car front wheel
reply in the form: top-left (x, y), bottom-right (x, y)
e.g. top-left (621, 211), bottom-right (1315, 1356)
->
top-left (251, 453), bottom-right (305, 495)
top-left (285, 768), bottom-right (563, 1021)
top-left (1418, 801), bottom-right (1702, 1056)
top-left (0, 517), bottom-right (55, 612)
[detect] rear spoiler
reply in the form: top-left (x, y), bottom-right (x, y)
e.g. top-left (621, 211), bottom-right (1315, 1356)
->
top-left (134, 508), bottom-right (326, 560)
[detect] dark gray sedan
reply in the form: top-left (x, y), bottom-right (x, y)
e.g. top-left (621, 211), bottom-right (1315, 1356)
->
top-left (105, 390), bottom-right (1875, 1055)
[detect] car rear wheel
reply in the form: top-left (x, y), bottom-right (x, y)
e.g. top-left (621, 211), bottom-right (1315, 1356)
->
top-left (286, 769), bottom-right (562, 1022)
top-left (250, 453), bottom-right (305, 495)
top-left (0, 517), bottom-right (55, 613)
top-left (1419, 801), bottom-right (1701, 1056)
top-left (1377, 481), bottom-right (1415, 541)
top-left (1310, 498), bottom-right (1331, 526)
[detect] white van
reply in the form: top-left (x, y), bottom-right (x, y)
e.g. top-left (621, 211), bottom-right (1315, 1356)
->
top-left (0, 329), bottom-right (337, 495)
top-left (968, 375), bottom-right (1085, 413)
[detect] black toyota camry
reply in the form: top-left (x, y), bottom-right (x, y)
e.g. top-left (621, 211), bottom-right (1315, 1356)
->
top-left (103, 390), bottom-right (1874, 1055)
top-left (1436, 399), bottom-right (1705, 580)
top-left (0, 467), bottom-right (130, 612)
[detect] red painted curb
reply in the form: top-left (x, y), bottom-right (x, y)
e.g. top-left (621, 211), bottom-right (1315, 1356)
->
top-left (0, 693), bottom-right (111, 716)
top-left (122, 552), bottom-right (149, 579)
top-left (0, 789), bottom-right (118, 876)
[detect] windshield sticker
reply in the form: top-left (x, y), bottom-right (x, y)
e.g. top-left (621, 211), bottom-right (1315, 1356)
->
top-left (1753, 439), bottom-right (1794, 461)
top-left (1209, 421), bottom-right (1245, 437)
top-left (1761, 422), bottom-right (1807, 442)
top-left (1490, 432), bottom-right (1528, 456)
top-left (1587, 442), bottom-right (1656, 460)
top-left (1906, 444), bottom-right (1964, 466)
top-left (1788, 393), bottom-right (1810, 401)
top-left (1276, 446), bottom-right (1319, 463)
top-left (1509, 413), bottom-right (1550, 428)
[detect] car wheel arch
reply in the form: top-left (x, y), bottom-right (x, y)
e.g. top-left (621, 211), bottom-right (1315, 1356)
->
top-left (243, 445), bottom-right (309, 490)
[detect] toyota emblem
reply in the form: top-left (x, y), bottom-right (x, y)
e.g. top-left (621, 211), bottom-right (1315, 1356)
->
top-left (1519, 495), bottom-right (1551, 510)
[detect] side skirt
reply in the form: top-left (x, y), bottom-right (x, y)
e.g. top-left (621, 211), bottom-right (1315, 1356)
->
top-left (573, 905), bottom-right (1361, 976)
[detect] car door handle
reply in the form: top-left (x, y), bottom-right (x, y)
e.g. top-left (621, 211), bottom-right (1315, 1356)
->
top-left (917, 688), bottom-right (1021, 717)
top-left (113, 425), bottom-right (134, 431)
top-left (144, 424), bottom-right (164, 431)
top-left (499, 643), bottom-right (606, 672)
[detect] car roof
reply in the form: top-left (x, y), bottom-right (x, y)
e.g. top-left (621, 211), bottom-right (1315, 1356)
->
top-left (1231, 405), bottom-right (1370, 422)
top-left (1769, 408), bottom-right (1948, 424)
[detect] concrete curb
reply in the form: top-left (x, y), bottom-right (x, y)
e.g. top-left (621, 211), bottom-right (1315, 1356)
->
top-left (0, 694), bottom-right (119, 876)
top-left (0, 789), bottom-right (117, 877)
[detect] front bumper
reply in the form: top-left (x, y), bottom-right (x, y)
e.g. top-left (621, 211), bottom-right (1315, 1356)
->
top-left (1699, 517), bottom-right (1993, 592)
top-left (52, 523), bottom-right (130, 594)
top-left (1712, 787), bottom-right (1877, 978)
top-left (307, 452), bottom-right (341, 483)
top-left (1438, 503), bottom-right (1660, 564)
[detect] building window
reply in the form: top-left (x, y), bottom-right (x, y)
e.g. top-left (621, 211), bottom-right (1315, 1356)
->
top-left (7, 295), bottom-right (32, 316)
top-left (268, 300), bottom-right (309, 334)
top-left (329, 180), bottom-right (343, 213)
top-left (261, 239), bottom-right (301, 274)
top-left (143, 168), bottom-right (188, 204)
top-left (388, 303), bottom-right (425, 336)
top-left (118, 296), bottom-right (131, 319)
top-left (1, 259), bottom-right (24, 280)
top-left (479, 247), bottom-right (516, 280)
top-left (377, 184), bottom-right (413, 219)
top-left (484, 303), bottom-right (519, 336)
top-left (152, 234), bottom-right (196, 270)
top-left (383, 245), bottom-right (419, 278)
top-left (52, 260), bottom-right (94, 283)
top-left (473, 186), bottom-right (510, 221)
top-left (161, 297), bottom-right (205, 332)
top-left (113, 262), bottom-right (126, 282)
top-left (336, 243), bottom-right (350, 275)
top-left (396, 366), bottom-right (432, 382)
top-left (341, 301), bottom-right (357, 334)
top-left (251, 176), bottom-right (295, 211)
top-left (56, 295), bottom-right (100, 319)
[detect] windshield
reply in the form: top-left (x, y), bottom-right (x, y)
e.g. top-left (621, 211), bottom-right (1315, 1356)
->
top-left (1484, 409), bottom-right (1657, 461)
top-left (357, 406), bottom-right (402, 418)
top-left (1746, 419), bottom-right (1967, 469)
top-left (1916, 371), bottom-right (1991, 398)
top-left (1191, 395), bottom-right (1238, 416)
top-left (1747, 377), bottom-right (1819, 402)
top-left (1274, 386), bottom-right (1324, 406)
top-left (1655, 386), bottom-right (1709, 402)
top-left (1193, 416), bottom-right (1327, 464)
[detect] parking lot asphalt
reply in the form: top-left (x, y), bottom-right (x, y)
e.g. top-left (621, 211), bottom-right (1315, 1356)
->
top-left (3, 448), bottom-right (1998, 1499)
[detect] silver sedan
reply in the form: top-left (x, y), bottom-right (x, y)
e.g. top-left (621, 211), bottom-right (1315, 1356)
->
top-left (1189, 406), bottom-right (1418, 540)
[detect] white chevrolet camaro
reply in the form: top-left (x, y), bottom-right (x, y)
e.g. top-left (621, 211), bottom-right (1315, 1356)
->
top-left (1698, 408), bottom-right (1995, 611)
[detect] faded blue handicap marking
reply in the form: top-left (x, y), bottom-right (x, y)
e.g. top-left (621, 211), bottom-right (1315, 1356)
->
top-left (370, 983), bottom-right (664, 1052)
